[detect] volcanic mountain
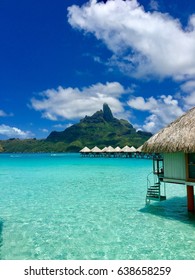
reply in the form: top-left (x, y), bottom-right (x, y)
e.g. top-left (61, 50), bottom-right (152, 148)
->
top-left (46, 103), bottom-right (152, 151)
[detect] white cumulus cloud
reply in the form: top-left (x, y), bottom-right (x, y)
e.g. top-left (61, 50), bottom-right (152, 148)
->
top-left (0, 124), bottom-right (34, 139)
top-left (31, 82), bottom-right (129, 121)
top-left (127, 96), bottom-right (158, 111)
top-left (128, 94), bottom-right (184, 133)
top-left (181, 80), bottom-right (195, 110)
top-left (68, 0), bottom-right (195, 80)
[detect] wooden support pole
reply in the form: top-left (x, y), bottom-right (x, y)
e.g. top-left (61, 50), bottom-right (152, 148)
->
top-left (187, 185), bottom-right (195, 212)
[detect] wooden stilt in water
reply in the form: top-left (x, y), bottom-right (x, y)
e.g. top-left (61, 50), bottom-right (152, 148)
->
top-left (187, 185), bottom-right (194, 212)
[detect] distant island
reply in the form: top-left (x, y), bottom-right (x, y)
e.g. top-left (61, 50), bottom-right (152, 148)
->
top-left (0, 104), bottom-right (152, 153)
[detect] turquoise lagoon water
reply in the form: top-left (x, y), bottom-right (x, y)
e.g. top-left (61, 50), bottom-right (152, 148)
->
top-left (0, 153), bottom-right (195, 260)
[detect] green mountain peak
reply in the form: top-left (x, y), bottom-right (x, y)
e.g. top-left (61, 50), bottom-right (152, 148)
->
top-left (103, 103), bottom-right (114, 122)
top-left (46, 104), bottom-right (152, 151)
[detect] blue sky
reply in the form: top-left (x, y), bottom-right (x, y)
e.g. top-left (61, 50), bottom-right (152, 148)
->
top-left (0, 0), bottom-right (195, 139)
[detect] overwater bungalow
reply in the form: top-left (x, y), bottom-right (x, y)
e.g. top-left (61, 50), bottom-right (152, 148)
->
top-left (100, 146), bottom-right (108, 156)
top-left (115, 146), bottom-right (122, 153)
top-left (129, 146), bottom-right (137, 157)
top-left (136, 145), bottom-right (143, 153)
top-left (80, 146), bottom-right (91, 156)
top-left (105, 146), bottom-right (115, 157)
top-left (121, 145), bottom-right (136, 157)
top-left (130, 146), bottom-right (137, 152)
top-left (106, 146), bottom-right (115, 152)
top-left (136, 145), bottom-right (143, 157)
top-left (114, 146), bottom-right (122, 156)
top-left (90, 146), bottom-right (102, 156)
top-left (142, 106), bottom-right (195, 212)
top-left (101, 146), bottom-right (108, 153)
top-left (79, 145), bottom-right (150, 158)
top-left (121, 145), bottom-right (131, 152)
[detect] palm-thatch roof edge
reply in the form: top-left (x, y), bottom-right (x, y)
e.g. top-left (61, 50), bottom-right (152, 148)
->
top-left (142, 107), bottom-right (195, 153)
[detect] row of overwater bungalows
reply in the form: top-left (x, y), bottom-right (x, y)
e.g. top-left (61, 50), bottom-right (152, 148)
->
top-left (80, 145), bottom-right (149, 158)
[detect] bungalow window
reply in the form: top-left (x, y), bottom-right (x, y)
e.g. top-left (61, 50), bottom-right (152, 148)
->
top-left (153, 157), bottom-right (164, 177)
top-left (186, 153), bottom-right (195, 181)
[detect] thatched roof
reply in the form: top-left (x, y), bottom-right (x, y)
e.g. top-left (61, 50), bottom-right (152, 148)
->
top-left (106, 146), bottom-right (115, 153)
top-left (136, 145), bottom-right (143, 152)
top-left (101, 146), bottom-right (108, 152)
top-left (121, 145), bottom-right (131, 152)
top-left (130, 146), bottom-right (137, 152)
top-left (80, 146), bottom-right (91, 153)
top-left (91, 146), bottom-right (102, 153)
top-left (114, 146), bottom-right (122, 152)
top-left (121, 145), bottom-right (136, 153)
top-left (142, 107), bottom-right (195, 153)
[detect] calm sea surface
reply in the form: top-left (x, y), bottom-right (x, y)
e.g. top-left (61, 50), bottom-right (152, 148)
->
top-left (0, 153), bottom-right (195, 260)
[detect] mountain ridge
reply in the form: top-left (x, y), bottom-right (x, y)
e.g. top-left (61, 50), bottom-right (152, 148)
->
top-left (46, 103), bottom-right (152, 151)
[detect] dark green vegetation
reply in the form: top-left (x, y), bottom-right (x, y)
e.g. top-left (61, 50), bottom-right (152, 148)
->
top-left (0, 138), bottom-right (68, 153)
top-left (0, 104), bottom-right (152, 153)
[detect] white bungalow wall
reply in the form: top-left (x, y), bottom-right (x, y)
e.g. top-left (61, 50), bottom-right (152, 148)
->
top-left (163, 152), bottom-right (186, 180)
